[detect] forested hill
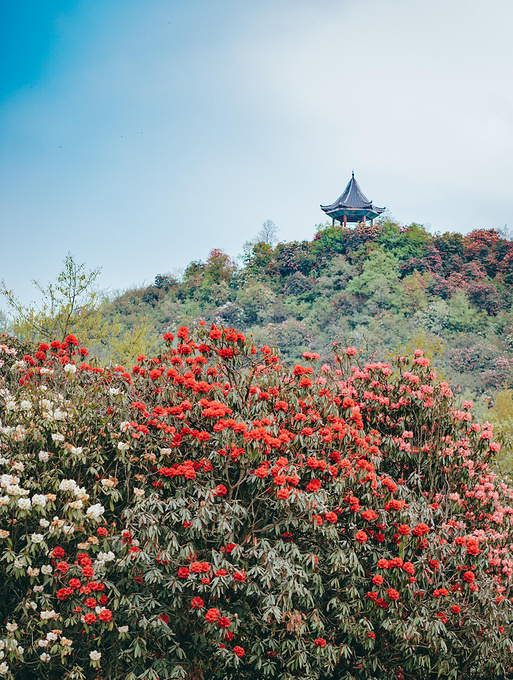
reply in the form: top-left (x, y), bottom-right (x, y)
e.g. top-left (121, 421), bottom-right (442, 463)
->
top-left (106, 220), bottom-right (513, 401)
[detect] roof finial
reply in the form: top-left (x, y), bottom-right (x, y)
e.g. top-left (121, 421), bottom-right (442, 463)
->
top-left (352, 170), bottom-right (354, 179)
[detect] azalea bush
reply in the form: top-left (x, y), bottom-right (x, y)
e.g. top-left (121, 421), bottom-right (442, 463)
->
top-left (0, 326), bottom-right (512, 680)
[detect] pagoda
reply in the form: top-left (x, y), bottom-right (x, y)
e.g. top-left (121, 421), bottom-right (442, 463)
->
top-left (321, 172), bottom-right (385, 226)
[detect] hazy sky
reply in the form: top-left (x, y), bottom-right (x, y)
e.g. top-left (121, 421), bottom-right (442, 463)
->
top-left (1, 0), bottom-right (512, 304)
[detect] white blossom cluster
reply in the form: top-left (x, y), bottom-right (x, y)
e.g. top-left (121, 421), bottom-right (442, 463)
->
top-left (1, 474), bottom-right (28, 497)
top-left (86, 503), bottom-right (105, 520)
top-left (0, 424), bottom-right (28, 441)
top-left (42, 406), bottom-right (68, 422)
top-left (0, 636), bottom-right (24, 675)
top-left (95, 551), bottom-right (115, 566)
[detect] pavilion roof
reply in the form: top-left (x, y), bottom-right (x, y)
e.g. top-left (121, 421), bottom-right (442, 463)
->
top-left (320, 173), bottom-right (385, 219)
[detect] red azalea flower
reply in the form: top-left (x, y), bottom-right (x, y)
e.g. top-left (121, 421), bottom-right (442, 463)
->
top-left (467, 539), bottom-right (480, 556)
top-left (306, 479), bottom-right (321, 492)
top-left (56, 588), bottom-right (72, 601)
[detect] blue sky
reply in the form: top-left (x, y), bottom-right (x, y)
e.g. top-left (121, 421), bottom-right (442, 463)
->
top-left (1, 0), bottom-right (513, 304)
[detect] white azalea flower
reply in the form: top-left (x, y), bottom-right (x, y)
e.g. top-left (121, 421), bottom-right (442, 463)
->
top-left (17, 498), bottom-right (31, 510)
top-left (59, 479), bottom-right (77, 492)
top-left (86, 503), bottom-right (105, 520)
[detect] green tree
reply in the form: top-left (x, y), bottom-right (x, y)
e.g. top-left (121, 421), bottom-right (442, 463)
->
top-left (0, 253), bottom-right (103, 343)
top-left (236, 281), bottom-right (276, 324)
top-left (203, 249), bottom-right (237, 287)
top-left (346, 247), bottom-right (403, 311)
top-left (1, 254), bottom-right (159, 364)
top-left (446, 290), bottom-right (487, 333)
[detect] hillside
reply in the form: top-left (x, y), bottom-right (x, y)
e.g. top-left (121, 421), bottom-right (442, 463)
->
top-left (104, 220), bottom-right (513, 400)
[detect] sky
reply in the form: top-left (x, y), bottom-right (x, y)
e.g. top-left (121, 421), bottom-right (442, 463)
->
top-left (1, 0), bottom-right (513, 305)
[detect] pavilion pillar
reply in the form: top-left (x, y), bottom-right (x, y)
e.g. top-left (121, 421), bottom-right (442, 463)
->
top-left (362, 215), bottom-right (366, 225)
top-left (343, 215), bottom-right (347, 227)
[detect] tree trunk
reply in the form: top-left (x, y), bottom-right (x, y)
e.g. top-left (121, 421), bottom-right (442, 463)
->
top-left (185, 660), bottom-right (204, 680)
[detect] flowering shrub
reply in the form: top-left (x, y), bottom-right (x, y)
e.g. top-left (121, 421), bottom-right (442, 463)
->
top-left (0, 329), bottom-right (513, 679)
